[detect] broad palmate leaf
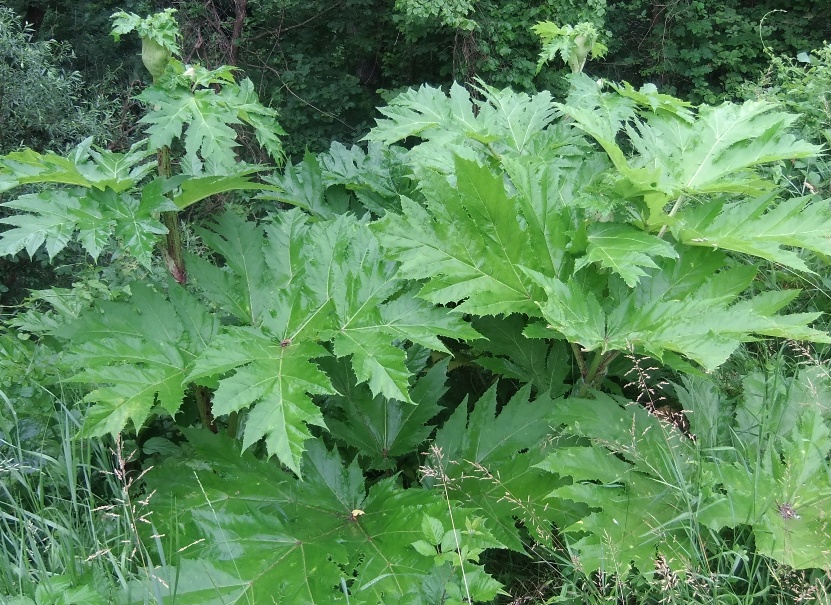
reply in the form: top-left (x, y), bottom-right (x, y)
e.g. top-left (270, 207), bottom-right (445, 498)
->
top-left (526, 258), bottom-right (831, 371)
top-left (363, 81), bottom-right (578, 172)
top-left (428, 384), bottom-right (564, 551)
top-left (0, 186), bottom-right (174, 267)
top-left (696, 371), bottom-right (831, 570)
top-left (673, 194), bottom-right (831, 273)
top-left (373, 157), bottom-right (580, 316)
top-left (57, 281), bottom-right (219, 436)
top-left (326, 357), bottom-right (450, 470)
top-left (186, 210), bottom-right (478, 473)
top-left (137, 74), bottom-right (284, 175)
top-left (0, 141), bottom-right (273, 264)
top-left (126, 430), bottom-right (502, 604)
top-left (0, 137), bottom-right (154, 193)
top-left (471, 315), bottom-right (571, 398)
top-left (559, 75), bottom-right (822, 223)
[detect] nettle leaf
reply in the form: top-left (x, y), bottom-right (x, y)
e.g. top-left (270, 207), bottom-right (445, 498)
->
top-left (674, 194), bottom-right (831, 272)
top-left (429, 384), bottom-right (562, 551)
top-left (58, 282), bottom-right (219, 437)
top-left (132, 432), bottom-right (499, 604)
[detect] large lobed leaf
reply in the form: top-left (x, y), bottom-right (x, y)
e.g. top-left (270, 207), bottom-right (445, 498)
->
top-left (58, 281), bottom-right (219, 436)
top-left (674, 194), bottom-right (831, 272)
top-left (560, 75), bottom-right (822, 223)
top-left (364, 81), bottom-right (567, 172)
top-left (137, 74), bottom-right (284, 175)
top-left (373, 157), bottom-right (579, 316)
top-left (185, 210), bottom-right (478, 473)
top-left (536, 393), bottom-right (709, 575)
top-left (0, 141), bottom-right (275, 265)
top-left (526, 258), bottom-right (831, 371)
top-left (0, 137), bottom-right (154, 194)
top-left (125, 431), bottom-right (502, 604)
top-left (428, 384), bottom-right (565, 551)
top-left (325, 357), bottom-right (449, 470)
top-left (0, 156), bottom-right (173, 266)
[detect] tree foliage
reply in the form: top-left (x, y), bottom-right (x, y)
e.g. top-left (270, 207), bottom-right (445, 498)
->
top-left (0, 7), bottom-right (112, 154)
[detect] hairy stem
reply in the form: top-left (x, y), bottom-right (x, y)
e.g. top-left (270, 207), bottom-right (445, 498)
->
top-left (589, 350), bottom-right (620, 389)
top-left (584, 350), bottom-right (606, 385)
top-left (157, 146), bottom-right (187, 284)
top-left (194, 385), bottom-right (217, 433)
top-left (571, 342), bottom-right (588, 381)
top-left (573, 349), bottom-right (620, 397)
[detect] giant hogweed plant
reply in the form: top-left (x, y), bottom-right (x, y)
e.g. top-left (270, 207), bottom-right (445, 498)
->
top-left (2, 16), bottom-right (831, 603)
top-left (357, 74), bottom-right (831, 575)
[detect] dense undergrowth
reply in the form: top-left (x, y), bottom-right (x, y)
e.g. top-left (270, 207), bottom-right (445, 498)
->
top-left (1, 9), bottom-right (831, 605)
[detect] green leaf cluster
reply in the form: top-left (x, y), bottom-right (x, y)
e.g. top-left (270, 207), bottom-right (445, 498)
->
top-left (5, 27), bottom-right (831, 603)
top-left (138, 66), bottom-right (285, 174)
top-left (0, 54), bottom-right (284, 268)
top-left (125, 431), bottom-right (504, 604)
top-left (110, 9), bottom-right (180, 55)
top-left (55, 209), bottom-right (477, 474)
top-left (531, 370), bottom-right (831, 574)
top-left (369, 76), bottom-right (831, 375)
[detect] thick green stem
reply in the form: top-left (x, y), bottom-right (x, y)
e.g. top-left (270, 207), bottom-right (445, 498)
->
top-left (584, 350), bottom-right (606, 385)
top-left (657, 195), bottom-right (686, 238)
top-left (573, 349), bottom-right (621, 397)
top-left (571, 342), bottom-right (588, 381)
top-left (589, 350), bottom-right (620, 389)
top-left (157, 146), bottom-right (187, 283)
top-left (194, 385), bottom-right (216, 433)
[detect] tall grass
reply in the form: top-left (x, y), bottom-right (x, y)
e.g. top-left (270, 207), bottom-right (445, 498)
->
top-left (0, 391), bottom-right (155, 603)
